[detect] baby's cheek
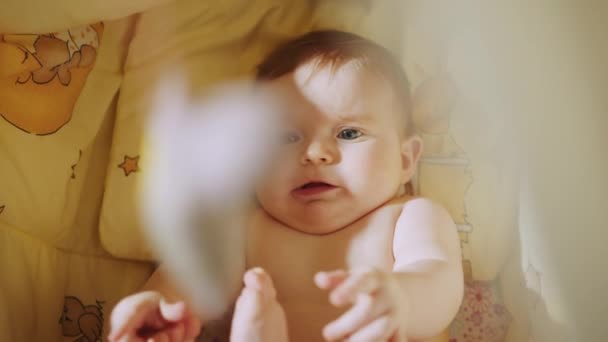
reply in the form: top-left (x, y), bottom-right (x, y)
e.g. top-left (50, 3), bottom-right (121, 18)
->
top-left (256, 170), bottom-right (288, 200)
top-left (355, 148), bottom-right (392, 175)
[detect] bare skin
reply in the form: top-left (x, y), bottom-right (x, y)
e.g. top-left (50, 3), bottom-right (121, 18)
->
top-left (235, 196), bottom-right (460, 342)
top-left (244, 200), bottom-right (405, 342)
top-left (229, 268), bottom-right (288, 342)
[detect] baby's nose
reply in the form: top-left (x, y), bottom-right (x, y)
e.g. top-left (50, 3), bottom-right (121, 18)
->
top-left (301, 140), bottom-right (337, 165)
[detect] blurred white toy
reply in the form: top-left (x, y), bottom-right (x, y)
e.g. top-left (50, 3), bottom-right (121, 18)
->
top-left (139, 75), bottom-right (282, 318)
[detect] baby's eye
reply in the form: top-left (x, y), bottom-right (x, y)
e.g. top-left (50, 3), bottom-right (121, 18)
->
top-left (337, 128), bottom-right (362, 140)
top-left (281, 131), bottom-right (301, 144)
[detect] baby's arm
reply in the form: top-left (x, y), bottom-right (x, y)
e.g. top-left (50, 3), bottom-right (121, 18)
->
top-left (315, 198), bottom-right (463, 341)
top-left (390, 197), bottom-right (464, 339)
top-left (109, 266), bottom-right (202, 341)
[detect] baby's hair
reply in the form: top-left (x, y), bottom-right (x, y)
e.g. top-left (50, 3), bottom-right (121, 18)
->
top-left (256, 29), bottom-right (414, 136)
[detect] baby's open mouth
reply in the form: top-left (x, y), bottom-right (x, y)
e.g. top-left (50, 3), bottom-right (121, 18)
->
top-left (292, 182), bottom-right (337, 197)
top-left (300, 182), bottom-right (333, 189)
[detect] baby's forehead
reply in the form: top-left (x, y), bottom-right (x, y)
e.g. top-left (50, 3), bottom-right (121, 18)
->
top-left (295, 59), bottom-right (384, 90)
top-left (291, 60), bottom-right (398, 110)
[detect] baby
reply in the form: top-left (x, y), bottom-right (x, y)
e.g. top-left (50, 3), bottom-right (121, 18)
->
top-left (109, 30), bottom-right (463, 342)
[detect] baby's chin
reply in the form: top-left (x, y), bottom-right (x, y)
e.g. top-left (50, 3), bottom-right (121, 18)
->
top-left (265, 204), bottom-right (368, 235)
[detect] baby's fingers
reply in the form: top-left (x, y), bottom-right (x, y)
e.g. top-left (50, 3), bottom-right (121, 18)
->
top-left (345, 315), bottom-right (399, 342)
top-left (159, 299), bottom-right (190, 323)
top-left (183, 315), bottom-right (203, 339)
top-left (323, 292), bottom-right (390, 341)
top-left (314, 270), bottom-right (349, 290)
top-left (329, 269), bottom-right (382, 306)
top-left (146, 307), bottom-right (201, 341)
top-left (148, 332), bottom-right (170, 342)
top-left (146, 322), bottom-right (184, 342)
top-left (109, 291), bottom-right (163, 341)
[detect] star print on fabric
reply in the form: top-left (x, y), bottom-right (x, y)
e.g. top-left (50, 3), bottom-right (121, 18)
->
top-left (0, 205), bottom-right (4, 214)
top-left (118, 155), bottom-right (140, 176)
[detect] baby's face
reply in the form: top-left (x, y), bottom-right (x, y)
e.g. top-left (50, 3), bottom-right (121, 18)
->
top-left (256, 61), bottom-right (418, 234)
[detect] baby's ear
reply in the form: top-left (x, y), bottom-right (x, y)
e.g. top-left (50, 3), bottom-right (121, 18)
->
top-left (400, 135), bottom-right (423, 183)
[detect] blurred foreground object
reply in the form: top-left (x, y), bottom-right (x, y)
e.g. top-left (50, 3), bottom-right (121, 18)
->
top-left (139, 76), bottom-right (281, 318)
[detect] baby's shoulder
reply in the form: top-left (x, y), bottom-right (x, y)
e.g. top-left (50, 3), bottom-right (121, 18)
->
top-left (388, 195), bottom-right (455, 234)
top-left (383, 194), bottom-right (435, 209)
top-left (385, 195), bottom-right (450, 220)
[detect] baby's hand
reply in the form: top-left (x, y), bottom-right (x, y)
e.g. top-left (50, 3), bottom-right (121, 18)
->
top-left (315, 269), bottom-right (408, 342)
top-left (109, 291), bottom-right (201, 342)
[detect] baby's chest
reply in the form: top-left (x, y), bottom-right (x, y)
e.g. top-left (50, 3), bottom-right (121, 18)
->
top-left (246, 204), bottom-right (403, 299)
